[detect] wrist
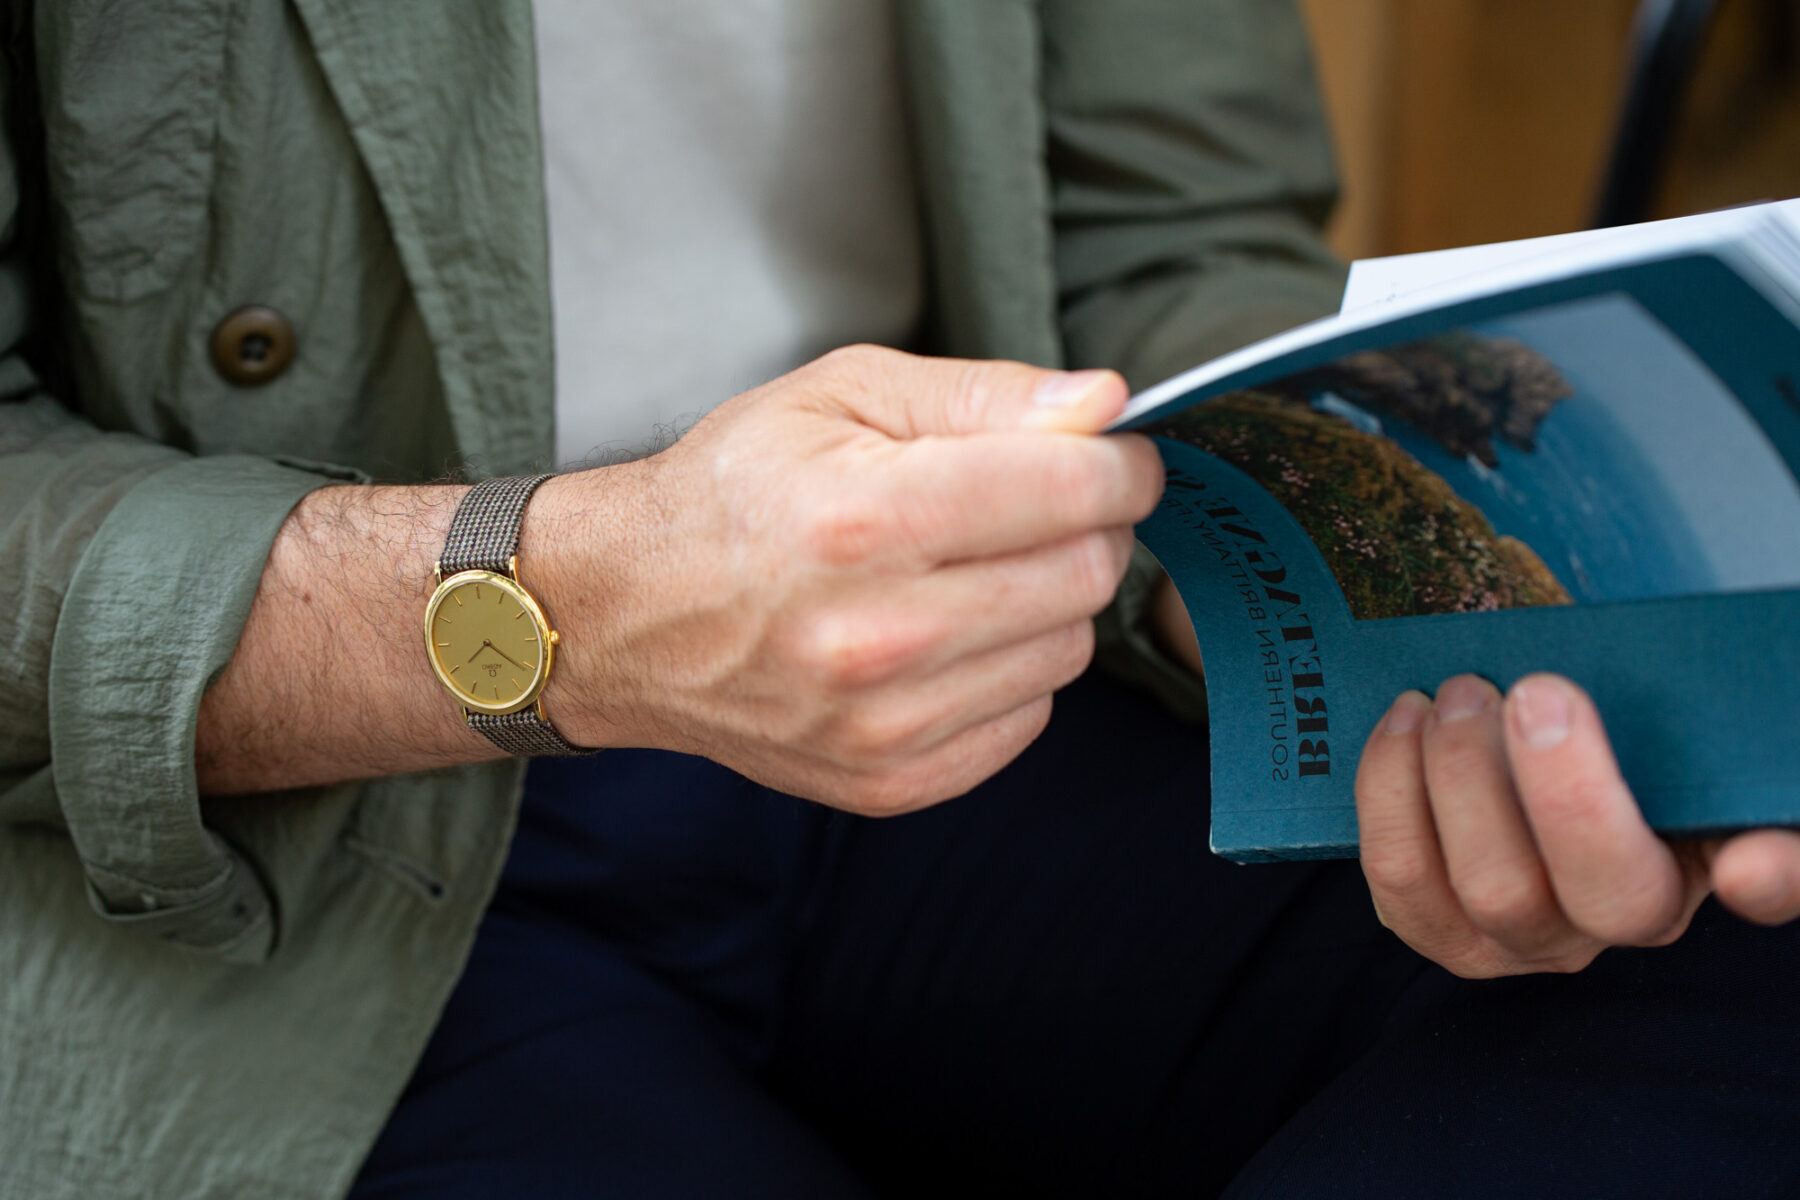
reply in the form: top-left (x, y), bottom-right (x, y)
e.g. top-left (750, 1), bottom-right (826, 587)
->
top-left (516, 461), bottom-right (663, 750)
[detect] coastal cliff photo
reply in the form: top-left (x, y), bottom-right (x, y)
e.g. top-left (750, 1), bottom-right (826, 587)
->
top-left (1148, 294), bottom-right (1800, 621)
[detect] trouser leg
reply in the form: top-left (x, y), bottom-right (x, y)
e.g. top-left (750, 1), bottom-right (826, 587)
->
top-left (352, 673), bottom-right (1421, 1198)
top-left (349, 751), bottom-right (870, 1200)
top-left (1223, 898), bottom-right (1800, 1200)
top-left (772, 672), bottom-right (1426, 1198)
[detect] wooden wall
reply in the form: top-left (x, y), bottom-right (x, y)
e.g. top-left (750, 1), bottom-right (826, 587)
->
top-left (1299, 0), bottom-right (1800, 261)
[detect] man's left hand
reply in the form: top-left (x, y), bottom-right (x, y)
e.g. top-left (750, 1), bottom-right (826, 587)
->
top-left (1356, 673), bottom-right (1800, 977)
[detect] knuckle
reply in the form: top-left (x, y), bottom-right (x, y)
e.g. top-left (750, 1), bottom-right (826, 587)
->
top-left (944, 360), bottom-right (1045, 432)
top-left (1444, 957), bottom-right (1512, 981)
top-left (1361, 845), bottom-right (1436, 898)
top-left (943, 362), bottom-right (996, 431)
top-left (1068, 531), bottom-right (1125, 612)
top-left (1540, 947), bottom-right (1602, 975)
top-left (1017, 693), bottom-right (1056, 744)
top-left (1584, 885), bottom-right (1681, 946)
top-left (796, 613), bottom-right (920, 690)
top-left (1529, 773), bottom-right (1617, 828)
top-left (1352, 774), bottom-right (1407, 823)
top-left (1402, 931), bottom-right (1510, 980)
top-left (886, 488), bottom-right (961, 562)
top-left (818, 342), bottom-right (892, 379)
top-left (1456, 870), bottom-right (1555, 936)
top-left (1122, 437), bottom-right (1167, 518)
top-left (1103, 524), bottom-right (1137, 573)
top-left (800, 496), bottom-right (890, 567)
top-left (1046, 449), bottom-right (1111, 526)
top-left (836, 705), bottom-right (922, 762)
top-left (842, 768), bottom-right (928, 817)
top-left (1423, 729), bottom-right (1502, 786)
top-left (957, 701), bottom-right (1051, 785)
top-left (1051, 620), bottom-right (1097, 682)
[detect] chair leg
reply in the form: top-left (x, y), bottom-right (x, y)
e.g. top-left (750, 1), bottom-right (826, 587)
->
top-left (1591, 0), bottom-right (1722, 229)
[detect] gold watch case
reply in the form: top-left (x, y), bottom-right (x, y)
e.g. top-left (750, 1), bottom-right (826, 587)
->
top-left (422, 559), bottom-right (561, 716)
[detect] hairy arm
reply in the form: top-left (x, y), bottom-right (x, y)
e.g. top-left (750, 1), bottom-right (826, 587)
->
top-left (194, 350), bottom-right (1161, 810)
top-left (195, 483), bottom-right (486, 793)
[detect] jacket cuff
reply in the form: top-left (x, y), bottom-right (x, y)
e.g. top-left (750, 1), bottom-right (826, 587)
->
top-left (47, 454), bottom-right (337, 961)
top-left (1093, 541), bottom-right (1209, 724)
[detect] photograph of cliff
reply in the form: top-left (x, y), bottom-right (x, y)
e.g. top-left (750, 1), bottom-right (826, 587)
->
top-left (1150, 331), bottom-right (1576, 621)
top-left (1261, 330), bottom-right (1570, 468)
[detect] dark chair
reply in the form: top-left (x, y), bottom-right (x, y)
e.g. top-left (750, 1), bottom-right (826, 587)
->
top-left (1592, 0), bottom-right (1724, 228)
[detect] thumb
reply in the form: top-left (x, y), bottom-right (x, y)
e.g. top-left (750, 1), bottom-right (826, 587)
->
top-left (1017, 368), bottom-right (1132, 433)
top-left (822, 348), bottom-right (1128, 438)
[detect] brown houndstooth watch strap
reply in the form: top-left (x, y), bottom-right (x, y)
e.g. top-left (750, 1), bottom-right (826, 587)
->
top-left (441, 475), bottom-right (595, 758)
top-left (441, 473), bottom-right (551, 576)
top-left (466, 708), bottom-right (592, 757)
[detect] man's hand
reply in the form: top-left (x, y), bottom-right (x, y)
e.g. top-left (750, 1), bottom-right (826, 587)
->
top-left (199, 346), bottom-right (1162, 812)
top-left (530, 346), bottom-right (1161, 814)
top-left (1356, 673), bottom-right (1800, 977)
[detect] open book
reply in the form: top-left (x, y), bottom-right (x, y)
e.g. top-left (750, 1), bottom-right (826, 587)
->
top-left (1114, 201), bottom-right (1800, 861)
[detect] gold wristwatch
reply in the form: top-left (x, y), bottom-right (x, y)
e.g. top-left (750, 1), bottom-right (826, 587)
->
top-left (423, 474), bottom-right (592, 757)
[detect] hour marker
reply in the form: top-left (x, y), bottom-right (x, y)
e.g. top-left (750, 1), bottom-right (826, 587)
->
top-left (514, 610), bottom-right (526, 620)
top-left (498, 592), bottom-right (505, 605)
top-left (435, 641), bottom-right (450, 647)
top-left (493, 686), bottom-right (501, 700)
top-left (511, 678), bottom-right (522, 690)
top-left (436, 614), bottom-right (452, 624)
top-left (474, 585), bottom-right (481, 600)
top-left (524, 633), bottom-right (536, 641)
top-left (468, 680), bottom-right (478, 694)
top-left (453, 594), bottom-right (463, 607)
top-left (450, 665), bottom-right (460, 674)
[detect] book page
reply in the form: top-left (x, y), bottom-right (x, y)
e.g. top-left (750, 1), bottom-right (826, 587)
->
top-left (1341, 228), bottom-right (1634, 314)
top-left (1339, 203), bottom-right (1800, 315)
top-left (1114, 202), bottom-right (1800, 431)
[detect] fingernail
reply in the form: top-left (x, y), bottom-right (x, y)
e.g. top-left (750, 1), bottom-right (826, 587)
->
top-left (1511, 676), bottom-right (1572, 749)
top-left (1433, 675), bottom-right (1494, 723)
top-left (1033, 370), bottom-right (1110, 408)
top-left (1384, 691), bottom-right (1429, 736)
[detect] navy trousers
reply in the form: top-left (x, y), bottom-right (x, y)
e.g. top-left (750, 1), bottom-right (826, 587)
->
top-left (350, 673), bottom-right (1800, 1198)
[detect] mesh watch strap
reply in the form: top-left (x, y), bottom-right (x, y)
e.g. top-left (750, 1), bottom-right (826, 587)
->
top-left (440, 475), bottom-right (595, 758)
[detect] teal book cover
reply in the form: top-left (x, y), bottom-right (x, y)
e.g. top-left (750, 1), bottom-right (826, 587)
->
top-left (1120, 244), bottom-right (1800, 861)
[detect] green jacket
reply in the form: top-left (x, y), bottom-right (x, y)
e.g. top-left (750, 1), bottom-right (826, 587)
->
top-left (0, 1), bottom-right (1341, 1195)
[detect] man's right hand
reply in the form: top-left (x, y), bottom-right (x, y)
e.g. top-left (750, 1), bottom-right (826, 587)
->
top-left (529, 346), bottom-right (1162, 815)
top-left (198, 346), bottom-right (1163, 813)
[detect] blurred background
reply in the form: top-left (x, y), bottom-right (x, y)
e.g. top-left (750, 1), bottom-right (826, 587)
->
top-left (1299, 0), bottom-right (1800, 260)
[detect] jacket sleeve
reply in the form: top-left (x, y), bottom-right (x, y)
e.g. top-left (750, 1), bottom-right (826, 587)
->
top-left (0, 58), bottom-right (330, 961)
top-left (1043, 0), bottom-right (1345, 384)
top-left (1040, 0), bottom-right (1347, 717)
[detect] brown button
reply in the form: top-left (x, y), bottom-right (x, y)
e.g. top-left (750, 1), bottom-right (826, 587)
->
top-left (210, 305), bottom-right (296, 386)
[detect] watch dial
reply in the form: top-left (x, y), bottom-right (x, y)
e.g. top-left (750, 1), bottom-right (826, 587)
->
top-left (429, 576), bottom-right (546, 710)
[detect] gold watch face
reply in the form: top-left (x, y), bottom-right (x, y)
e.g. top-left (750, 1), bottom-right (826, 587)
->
top-left (423, 569), bottom-right (556, 715)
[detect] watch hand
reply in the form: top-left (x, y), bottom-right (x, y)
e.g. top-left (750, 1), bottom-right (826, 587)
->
top-left (489, 644), bottom-right (530, 671)
top-left (467, 642), bottom-right (488, 664)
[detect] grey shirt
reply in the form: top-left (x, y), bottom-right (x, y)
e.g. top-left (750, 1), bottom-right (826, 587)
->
top-left (534, 0), bottom-right (927, 464)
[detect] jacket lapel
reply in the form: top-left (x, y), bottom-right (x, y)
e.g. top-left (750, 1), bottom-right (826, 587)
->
top-left (899, 0), bottom-right (1062, 368)
top-left (290, 0), bottom-right (553, 475)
